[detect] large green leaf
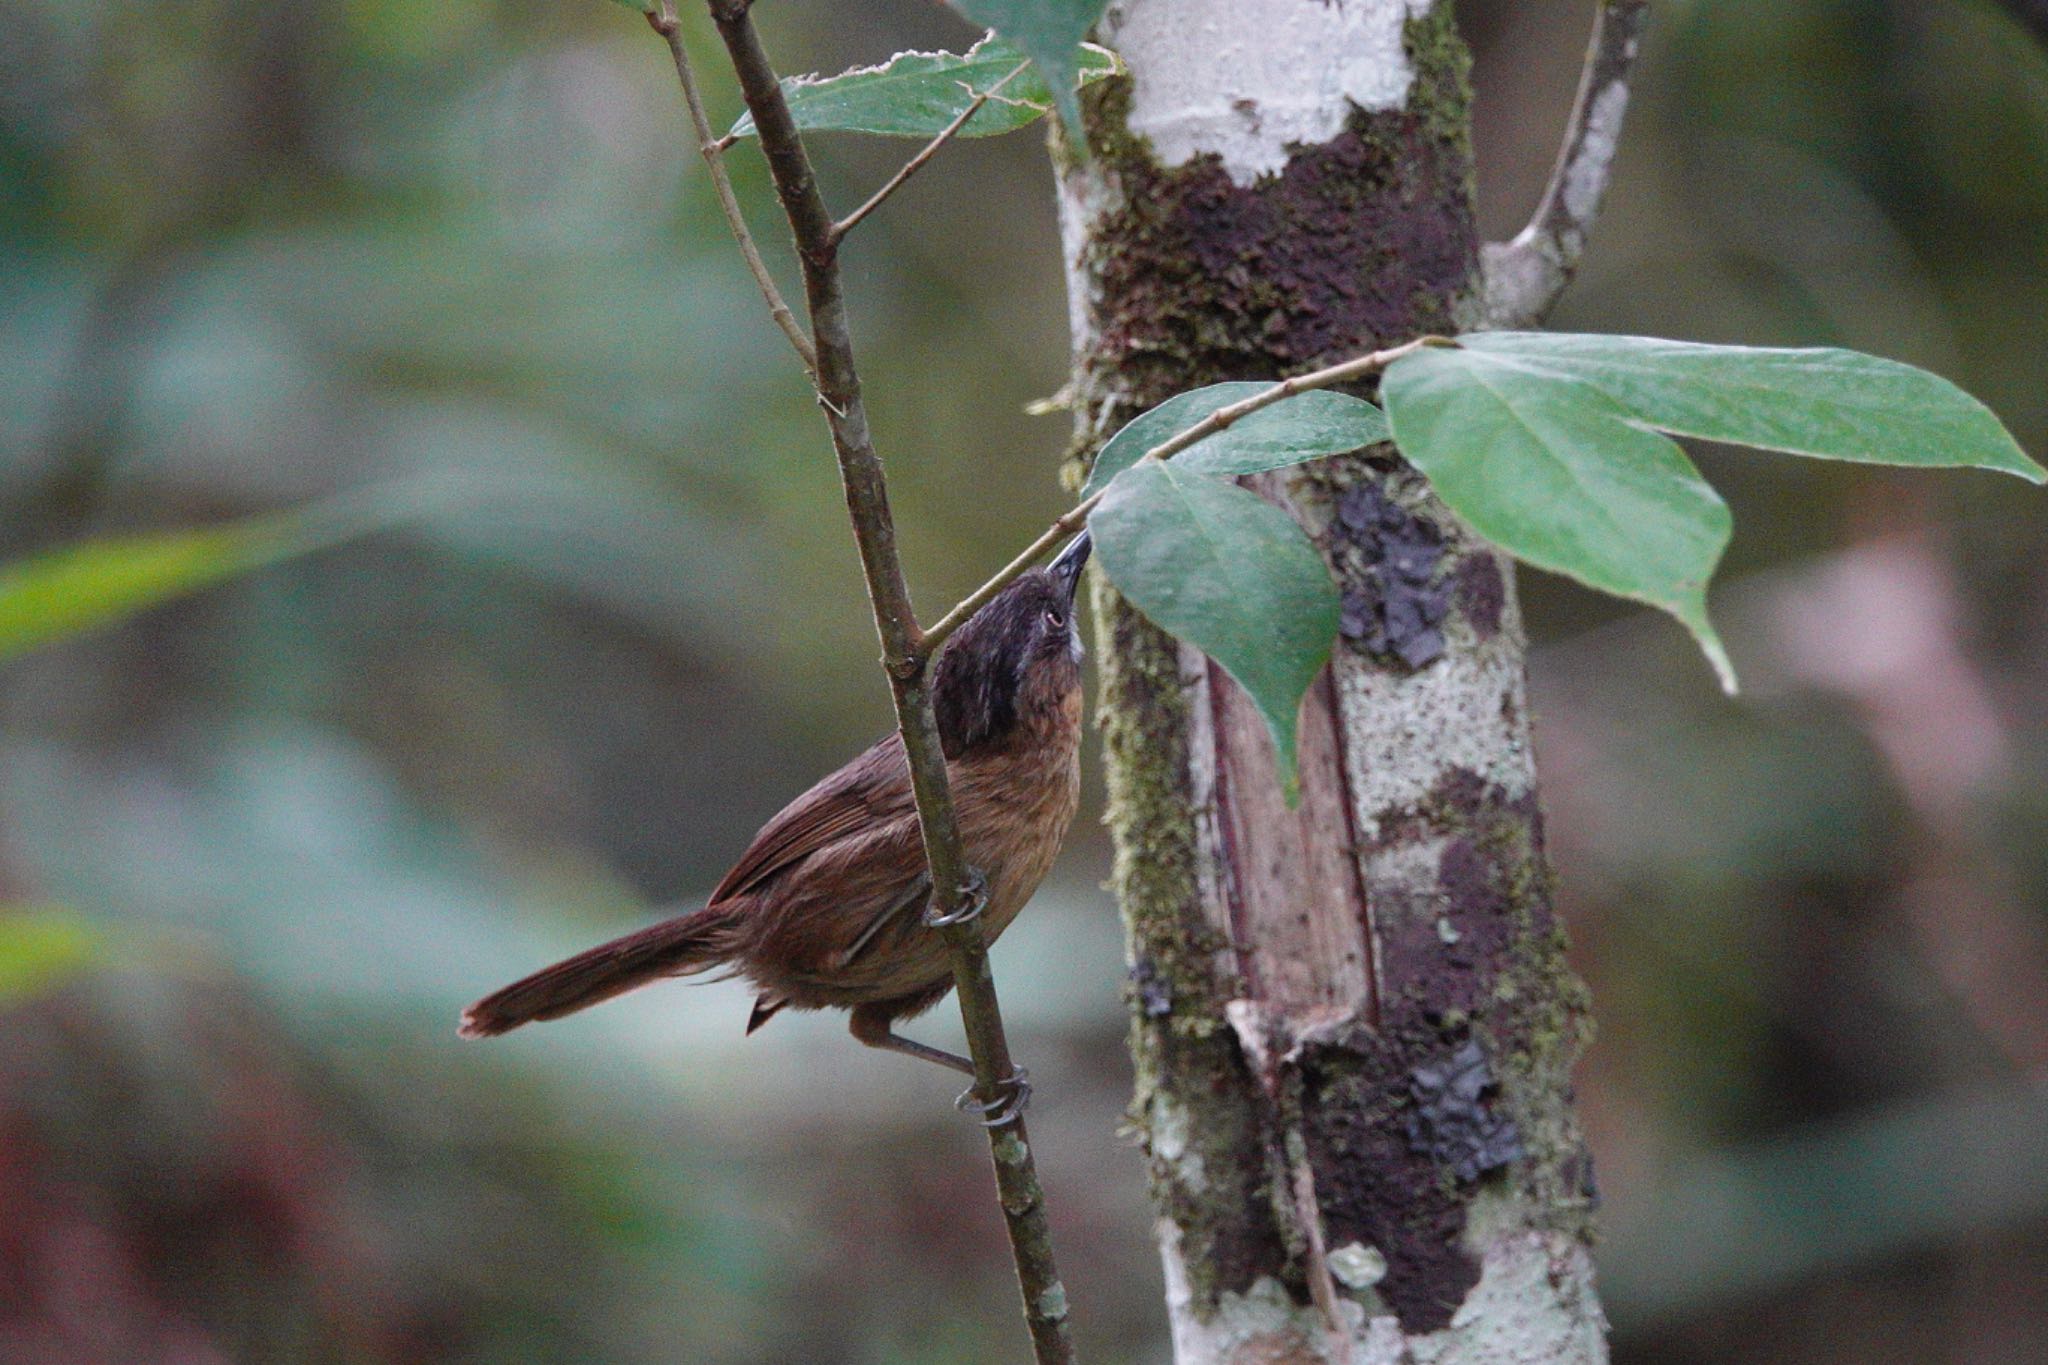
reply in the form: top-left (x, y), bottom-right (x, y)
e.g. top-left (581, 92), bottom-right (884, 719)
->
top-left (1381, 333), bottom-right (2042, 692)
top-left (1381, 345), bottom-right (1737, 690)
top-left (1092, 459), bottom-right (1338, 800)
top-left (0, 907), bottom-right (103, 1005)
top-left (1083, 385), bottom-right (1391, 497)
top-left (946, 0), bottom-right (1108, 147)
top-left (0, 484), bottom-right (432, 665)
top-left (1460, 333), bottom-right (2046, 482)
top-left (731, 36), bottom-right (1118, 141)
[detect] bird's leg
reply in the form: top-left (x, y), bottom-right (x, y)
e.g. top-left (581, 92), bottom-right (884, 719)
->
top-left (849, 1001), bottom-right (974, 1075)
top-left (848, 1002), bottom-right (1031, 1125)
top-left (922, 864), bottom-right (989, 928)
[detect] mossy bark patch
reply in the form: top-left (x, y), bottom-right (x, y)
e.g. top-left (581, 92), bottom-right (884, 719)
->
top-left (1075, 34), bottom-right (1477, 409)
top-left (1093, 579), bottom-right (1293, 1305)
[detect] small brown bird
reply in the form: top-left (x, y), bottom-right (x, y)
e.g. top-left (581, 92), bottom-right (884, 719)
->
top-left (460, 533), bottom-right (1090, 1113)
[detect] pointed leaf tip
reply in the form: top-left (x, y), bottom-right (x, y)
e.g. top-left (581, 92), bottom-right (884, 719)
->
top-left (1382, 344), bottom-right (1736, 688)
top-left (945, 0), bottom-right (1110, 152)
top-left (1091, 460), bottom-right (1335, 802)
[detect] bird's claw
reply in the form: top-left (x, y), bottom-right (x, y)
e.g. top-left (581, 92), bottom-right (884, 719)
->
top-left (924, 866), bottom-right (990, 928)
top-left (955, 1067), bottom-right (1031, 1127)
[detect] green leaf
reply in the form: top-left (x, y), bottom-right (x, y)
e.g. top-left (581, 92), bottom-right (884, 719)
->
top-left (731, 36), bottom-right (1118, 141)
top-left (946, 0), bottom-right (1109, 148)
top-left (0, 907), bottom-right (104, 1005)
top-left (1084, 384), bottom-right (1391, 497)
top-left (1381, 344), bottom-right (1737, 691)
top-left (1460, 333), bottom-right (2046, 483)
top-left (0, 483), bottom-right (437, 665)
top-left (1092, 459), bottom-right (1338, 801)
top-left (610, 0), bottom-right (656, 13)
top-left (1382, 333), bottom-right (2042, 692)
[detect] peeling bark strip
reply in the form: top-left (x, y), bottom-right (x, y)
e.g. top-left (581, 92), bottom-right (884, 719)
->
top-left (1059, 3), bottom-right (1605, 1360)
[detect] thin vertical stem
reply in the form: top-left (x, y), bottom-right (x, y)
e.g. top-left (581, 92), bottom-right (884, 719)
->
top-left (696, 4), bottom-right (1076, 1360)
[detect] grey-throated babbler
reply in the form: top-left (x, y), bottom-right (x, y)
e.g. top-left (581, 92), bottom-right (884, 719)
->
top-left (460, 533), bottom-right (1091, 1117)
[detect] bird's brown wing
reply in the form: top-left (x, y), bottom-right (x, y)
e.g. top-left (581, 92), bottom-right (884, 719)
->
top-left (707, 732), bottom-right (916, 904)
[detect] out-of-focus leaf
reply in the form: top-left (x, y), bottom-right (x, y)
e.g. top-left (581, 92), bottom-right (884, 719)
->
top-left (730, 36), bottom-right (1118, 141)
top-left (0, 907), bottom-right (103, 1004)
top-left (1091, 459), bottom-right (1336, 801)
top-left (945, 0), bottom-right (1109, 147)
top-left (1083, 384), bottom-right (1390, 496)
top-left (0, 483), bottom-right (440, 664)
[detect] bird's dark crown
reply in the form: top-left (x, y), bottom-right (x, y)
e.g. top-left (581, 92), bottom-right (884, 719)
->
top-left (932, 540), bottom-right (1088, 756)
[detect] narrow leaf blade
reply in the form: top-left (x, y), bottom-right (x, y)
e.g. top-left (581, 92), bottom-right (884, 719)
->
top-left (730, 37), bottom-right (1117, 141)
top-left (1382, 345), bottom-right (1736, 691)
top-left (0, 484), bottom-right (434, 665)
top-left (1462, 332), bottom-right (2045, 483)
top-left (1092, 460), bottom-right (1338, 799)
top-left (1085, 386), bottom-right (1391, 496)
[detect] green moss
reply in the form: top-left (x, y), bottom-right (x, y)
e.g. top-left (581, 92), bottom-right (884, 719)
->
top-left (1071, 72), bottom-right (1157, 177)
top-left (1089, 579), bottom-right (1296, 1310)
top-left (1465, 792), bottom-right (1599, 1244)
top-left (1402, 3), bottom-right (1478, 165)
top-left (1089, 583), bottom-right (1201, 1022)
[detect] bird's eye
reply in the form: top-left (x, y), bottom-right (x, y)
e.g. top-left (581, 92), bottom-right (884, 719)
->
top-left (1044, 608), bottom-right (1066, 630)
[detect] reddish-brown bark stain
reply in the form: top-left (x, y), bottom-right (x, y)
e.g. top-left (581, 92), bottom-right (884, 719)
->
top-left (1456, 551), bottom-right (1506, 640)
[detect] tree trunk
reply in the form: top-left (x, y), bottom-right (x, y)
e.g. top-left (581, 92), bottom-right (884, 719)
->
top-left (1056, 4), bottom-right (1606, 1361)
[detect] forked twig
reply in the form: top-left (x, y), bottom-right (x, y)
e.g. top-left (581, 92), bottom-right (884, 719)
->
top-left (834, 62), bottom-right (1033, 240)
top-left (1480, 1), bottom-right (1651, 327)
top-left (649, 3), bottom-right (817, 375)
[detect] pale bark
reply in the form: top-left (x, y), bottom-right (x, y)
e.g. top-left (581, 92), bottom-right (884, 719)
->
top-left (1057, 3), bottom-right (1605, 1361)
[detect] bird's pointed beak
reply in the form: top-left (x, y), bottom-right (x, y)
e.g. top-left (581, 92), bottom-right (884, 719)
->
top-left (1049, 531), bottom-right (1091, 605)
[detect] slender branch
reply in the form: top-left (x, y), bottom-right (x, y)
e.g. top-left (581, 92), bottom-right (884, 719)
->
top-left (921, 334), bottom-right (1450, 655)
top-left (649, 3), bottom-right (817, 376)
top-left (696, 4), bottom-right (1075, 1362)
top-left (833, 62), bottom-right (1032, 240)
top-left (1479, 0), bottom-right (1650, 328)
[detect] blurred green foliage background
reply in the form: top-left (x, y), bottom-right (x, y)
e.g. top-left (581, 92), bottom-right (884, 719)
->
top-left (4, 1), bottom-right (2048, 1360)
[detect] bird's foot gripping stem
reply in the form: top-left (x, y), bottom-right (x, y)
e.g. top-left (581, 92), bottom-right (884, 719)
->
top-left (956, 1067), bottom-right (1031, 1127)
top-left (924, 865), bottom-right (989, 928)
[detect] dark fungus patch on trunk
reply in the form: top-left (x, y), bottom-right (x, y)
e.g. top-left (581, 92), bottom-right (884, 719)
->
top-left (1334, 481), bottom-right (1452, 670)
top-left (1291, 764), bottom-right (1589, 1333)
top-left (1295, 1020), bottom-right (1479, 1333)
top-left (1074, 6), bottom-right (1478, 406)
top-left (1455, 550), bottom-right (1506, 640)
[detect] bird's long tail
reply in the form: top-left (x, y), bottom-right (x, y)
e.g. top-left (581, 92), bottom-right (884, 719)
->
top-left (459, 905), bottom-right (743, 1038)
